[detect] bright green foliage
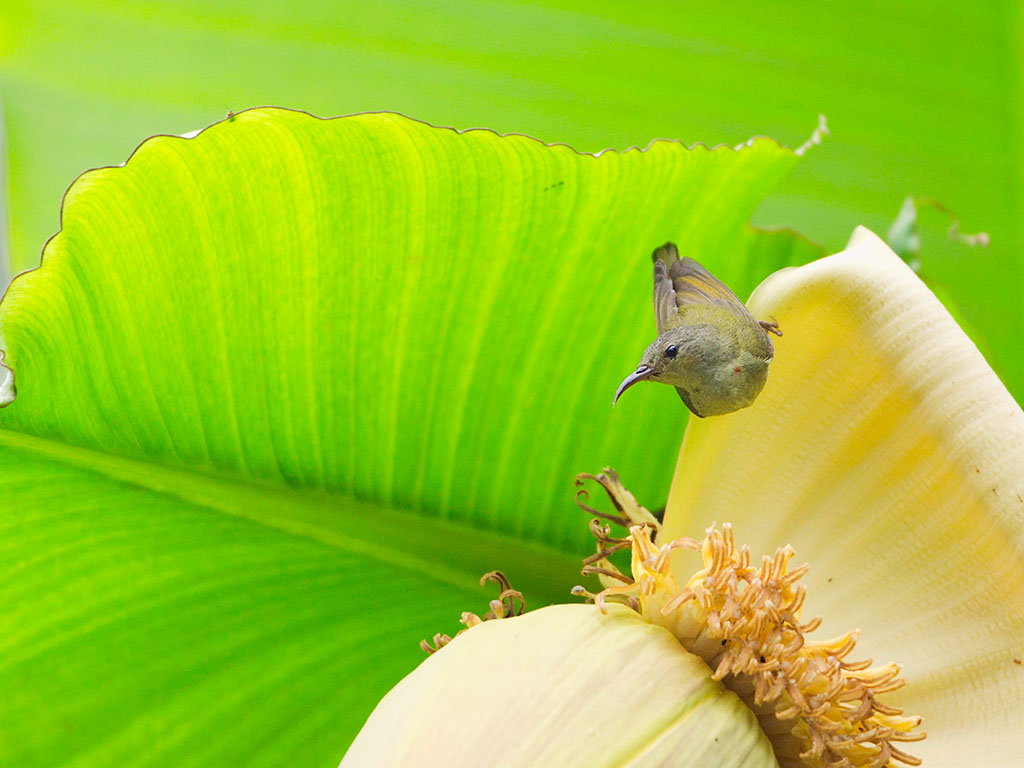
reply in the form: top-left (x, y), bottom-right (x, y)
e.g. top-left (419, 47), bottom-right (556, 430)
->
top-left (2, 0), bottom-right (1021, 392)
top-left (0, 109), bottom-right (817, 765)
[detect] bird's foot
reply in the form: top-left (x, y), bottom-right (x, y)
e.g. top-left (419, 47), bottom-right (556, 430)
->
top-left (759, 317), bottom-right (783, 336)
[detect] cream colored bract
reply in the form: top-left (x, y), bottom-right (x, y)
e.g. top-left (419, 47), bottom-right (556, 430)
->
top-left (342, 228), bottom-right (1024, 767)
top-left (664, 228), bottom-right (1024, 766)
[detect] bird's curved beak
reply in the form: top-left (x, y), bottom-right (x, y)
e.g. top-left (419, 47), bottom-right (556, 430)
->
top-left (613, 365), bottom-right (654, 406)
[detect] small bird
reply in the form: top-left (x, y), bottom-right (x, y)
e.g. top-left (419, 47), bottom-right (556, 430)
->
top-left (613, 243), bottom-right (781, 417)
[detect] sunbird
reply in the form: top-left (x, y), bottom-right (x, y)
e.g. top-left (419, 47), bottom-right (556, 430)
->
top-left (613, 243), bottom-right (781, 417)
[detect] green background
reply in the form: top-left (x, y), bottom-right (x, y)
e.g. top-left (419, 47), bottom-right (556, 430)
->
top-left (2, 0), bottom-right (1022, 391)
top-left (0, 106), bottom-right (812, 766)
top-left (1, 2), bottom-right (1021, 766)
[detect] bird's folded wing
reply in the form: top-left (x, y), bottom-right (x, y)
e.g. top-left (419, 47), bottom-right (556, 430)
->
top-left (652, 243), bottom-right (755, 334)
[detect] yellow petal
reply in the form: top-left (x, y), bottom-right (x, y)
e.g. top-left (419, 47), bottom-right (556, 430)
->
top-left (662, 227), bottom-right (1024, 766)
top-left (342, 604), bottom-right (778, 768)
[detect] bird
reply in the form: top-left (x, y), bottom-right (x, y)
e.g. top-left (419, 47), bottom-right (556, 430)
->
top-left (613, 243), bottom-right (781, 417)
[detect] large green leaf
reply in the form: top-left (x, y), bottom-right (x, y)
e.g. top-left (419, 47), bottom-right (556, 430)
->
top-left (2, 0), bottom-right (1021, 393)
top-left (0, 108), bottom-right (817, 765)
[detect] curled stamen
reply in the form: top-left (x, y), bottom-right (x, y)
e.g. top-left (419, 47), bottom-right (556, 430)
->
top-left (421, 571), bottom-right (526, 655)
top-left (574, 485), bottom-right (631, 527)
top-left (582, 538), bottom-right (632, 566)
top-left (477, 571), bottom-right (526, 619)
top-left (575, 469), bottom-right (662, 530)
top-left (420, 633), bottom-right (454, 655)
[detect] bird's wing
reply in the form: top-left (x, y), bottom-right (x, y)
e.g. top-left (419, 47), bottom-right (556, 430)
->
top-left (652, 243), bottom-right (756, 334)
top-left (674, 386), bottom-right (706, 418)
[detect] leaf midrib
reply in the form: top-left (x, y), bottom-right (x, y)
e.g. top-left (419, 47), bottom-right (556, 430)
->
top-left (0, 426), bottom-right (581, 604)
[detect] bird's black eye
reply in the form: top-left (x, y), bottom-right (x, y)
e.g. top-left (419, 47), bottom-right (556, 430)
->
top-left (664, 345), bottom-right (678, 359)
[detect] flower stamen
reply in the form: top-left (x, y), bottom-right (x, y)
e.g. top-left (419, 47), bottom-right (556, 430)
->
top-left (420, 571), bottom-right (525, 655)
top-left (574, 471), bottom-right (925, 768)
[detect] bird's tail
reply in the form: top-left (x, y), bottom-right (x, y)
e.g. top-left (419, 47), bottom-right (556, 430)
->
top-left (652, 242), bottom-right (680, 266)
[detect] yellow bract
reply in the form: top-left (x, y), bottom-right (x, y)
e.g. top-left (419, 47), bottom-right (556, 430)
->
top-left (664, 228), bottom-right (1024, 766)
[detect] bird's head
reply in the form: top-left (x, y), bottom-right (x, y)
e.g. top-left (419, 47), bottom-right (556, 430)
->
top-left (613, 327), bottom-right (709, 405)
